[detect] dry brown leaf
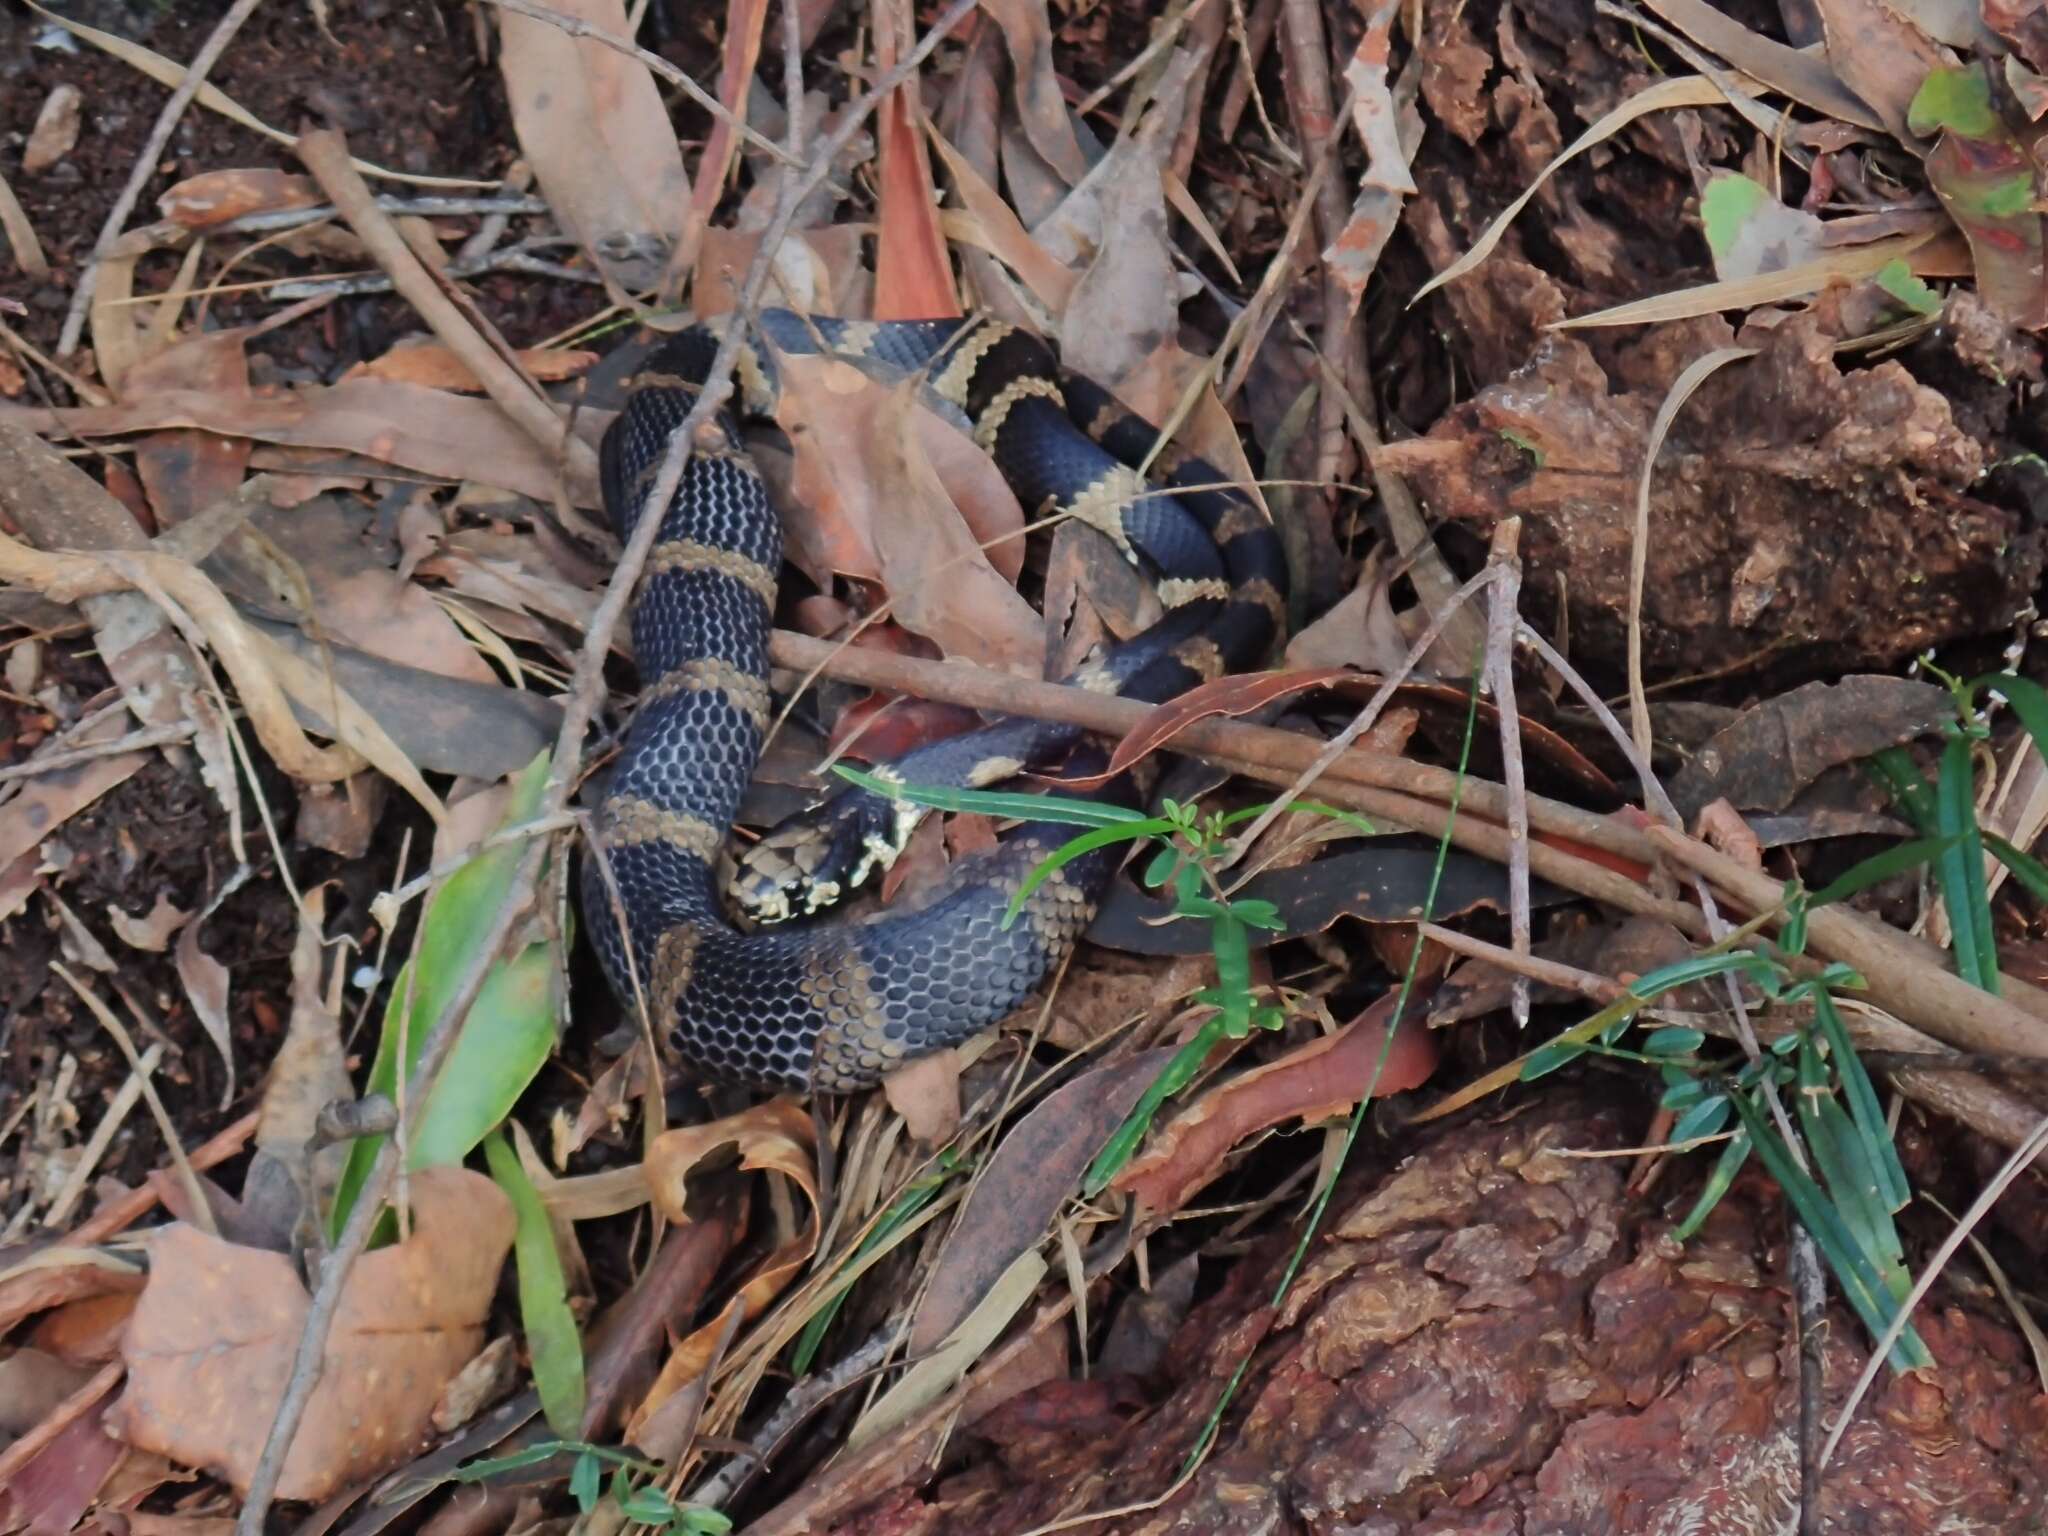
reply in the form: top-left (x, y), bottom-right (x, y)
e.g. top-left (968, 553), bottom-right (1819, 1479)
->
top-left (1113, 990), bottom-right (1441, 1217)
top-left (22, 85), bottom-right (81, 176)
top-left (1054, 53), bottom-right (1200, 386)
top-left (0, 1249), bottom-right (145, 1339)
top-left (106, 893), bottom-right (191, 954)
top-left (496, 0), bottom-right (688, 292)
top-left (122, 330), bottom-right (255, 530)
top-left (0, 1348), bottom-right (99, 1436)
top-left (158, 169), bottom-right (322, 228)
top-left (772, 358), bottom-right (1037, 671)
top-left (114, 1167), bottom-right (514, 1501)
top-left (881, 1049), bottom-right (963, 1144)
top-left (977, 0), bottom-right (1089, 184)
top-left (0, 715), bottom-right (151, 878)
top-left (694, 226), bottom-right (872, 318)
top-left (628, 1099), bottom-right (819, 1444)
top-left (1813, 0), bottom-right (1945, 143)
top-left (345, 342), bottom-right (598, 393)
top-left (928, 127), bottom-right (1076, 314)
top-left (6, 377), bottom-right (602, 507)
top-left (873, 0), bottom-right (958, 320)
top-left (173, 917), bottom-right (234, 1104)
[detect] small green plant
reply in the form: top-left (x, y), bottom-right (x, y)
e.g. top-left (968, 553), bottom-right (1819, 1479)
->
top-left (834, 766), bottom-right (1374, 1193)
top-left (1517, 943), bottom-right (1931, 1371)
top-left (437, 1441), bottom-right (730, 1534)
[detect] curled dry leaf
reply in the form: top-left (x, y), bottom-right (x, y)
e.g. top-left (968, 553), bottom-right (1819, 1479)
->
top-left (22, 84), bottom-right (82, 175)
top-left (114, 1167), bottom-right (514, 1501)
top-left (628, 1099), bottom-right (820, 1444)
top-left (1112, 989), bottom-right (1441, 1218)
top-left (158, 168), bottom-right (322, 228)
top-left (106, 893), bottom-right (190, 953)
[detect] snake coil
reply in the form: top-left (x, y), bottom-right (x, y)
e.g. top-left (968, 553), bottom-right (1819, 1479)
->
top-left (583, 314), bottom-right (1288, 1091)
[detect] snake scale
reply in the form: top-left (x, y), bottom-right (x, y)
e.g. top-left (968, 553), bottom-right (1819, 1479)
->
top-left (583, 312), bottom-right (1288, 1091)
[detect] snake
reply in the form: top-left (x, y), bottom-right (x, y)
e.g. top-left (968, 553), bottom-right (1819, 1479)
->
top-left (581, 312), bottom-right (1289, 1092)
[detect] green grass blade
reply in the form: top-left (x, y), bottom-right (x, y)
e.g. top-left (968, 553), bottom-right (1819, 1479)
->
top-left (1973, 673), bottom-right (2048, 766)
top-left (1867, 747), bottom-right (1938, 835)
top-left (1795, 1038), bottom-right (1901, 1289)
top-left (790, 1160), bottom-right (957, 1373)
top-left (831, 764), bottom-right (1151, 828)
top-left (1934, 733), bottom-right (1998, 993)
top-left (1985, 832), bottom-right (2048, 904)
top-left (1806, 835), bottom-right (1960, 910)
top-left (1001, 818), bottom-right (1179, 926)
top-left (1812, 989), bottom-right (1911, 1212)
top-left (1083, 1018), bottom-right (1228, 1197)
top-left (1731, 1094), bottom-right (1931, 1370)
top-left (483, 1130), bottom-right (586, 1436)
top-left (1673, 1125), bottom-right (1750, 1240)
top-left (1210, 909), bottom-right (1253, 1036)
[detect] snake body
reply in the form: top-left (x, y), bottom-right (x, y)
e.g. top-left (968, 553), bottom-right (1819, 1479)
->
top-left (583, 314), bottom-right (1287, 1091)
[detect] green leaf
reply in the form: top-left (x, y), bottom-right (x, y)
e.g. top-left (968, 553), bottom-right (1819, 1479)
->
top-left (1985, 833), bottom-right (2048, 903)
top-left (570, 1450), bottom-right (601, 1513)
top-left (1630, 951), bottom-right (1777, 1001)
top-left (1671, 1093), bottom-right (1732, 1143)
top-left (1813, 990), bottom-right (1911, 1213)
top-left (483, 1130), bottom-right (585, 1437)
top-left (1660, 1076), bottom-right (1708, 1110)
top-left (1934, 733), bottom-right (1999, 993)
top-left (1730, 1095), bottom-right (1932, 1371)
top-left (1976, 673), bottom-right (2048, 765)
top-left (678, 1512), bottom-right (735, 1535)
top-left (1700, 172), bottom-right (1768, 261)
top-left (331, 753), bottom-right (559, 1238)
top-left (1907, 65), bottom-right (2047, 330)
top-left (1001, 818), bottom-right (1178, 927)
top-left (1210, 910), bottom-right (1254, 1037)
top-left (618, 1489), bottom-right (677, 1523)
top-left (1142, 845), bottom-right (1181, 888)
top-left (1807, 835), bottom-right (1960, 910)
top-left (1867, 747), bottom-right (1939, 835)
top-left (831, 765), bottom-right (1150, 828)
top-left (1909, 64), bottom-right (1999, 137)
top-left (1673, 1127), bottom-right (1751, 1240)
top-left (1642, 1026), bottom-right (1705, 1057)
top-left (1520, 1040), bottom-right (1588, 1081)
top-left (1871, 258), bottom-right (1942, 317)
top-left (1083, 1017), bottom-right (1229, 1196)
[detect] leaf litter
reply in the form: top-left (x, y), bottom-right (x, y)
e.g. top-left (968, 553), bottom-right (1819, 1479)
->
top-left (3, 0), bottom-right (2048, 1530)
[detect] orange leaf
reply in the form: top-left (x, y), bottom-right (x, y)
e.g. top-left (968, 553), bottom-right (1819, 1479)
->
top-left (1113, 989), bottom-right (1441, 1217)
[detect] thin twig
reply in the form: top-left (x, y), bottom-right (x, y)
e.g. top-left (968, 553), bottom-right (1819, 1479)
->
top-left (1481, 519), bottom-right (1532, 1025)
top-left (0, 721), bottom-right (195, 784)
top-left (57, 0), bottom-right (264, 356)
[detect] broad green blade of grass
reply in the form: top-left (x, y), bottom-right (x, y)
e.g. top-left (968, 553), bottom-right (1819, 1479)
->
top-left (1867, 747), bottom-right (1939, 834)
top-left (1001, 817), bottom-right (1180, 925)
top-left (1934, 733), bottom-right (1999, 993)
top-left (832, 764), bottom-right (1150, 828)
top-left (484, 1129), bottom-right (586, 1436)
top-left (1731, 1095), bottom-right (1932, 1371)
top-left (1806, 835), bottom-right (1959, 910)
top-left (1673, 1127), bottom-right (1750, 1240)
top-left (1813, 990), bottom-right (1911, 1212)
top-left (1795, 1038), bottom-right (1905, 1297)
top-left (331, 753), bottom-right (561, 1236)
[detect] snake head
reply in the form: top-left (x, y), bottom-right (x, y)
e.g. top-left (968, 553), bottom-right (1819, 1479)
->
top-left (728, 777), bottom-right (924, 924)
